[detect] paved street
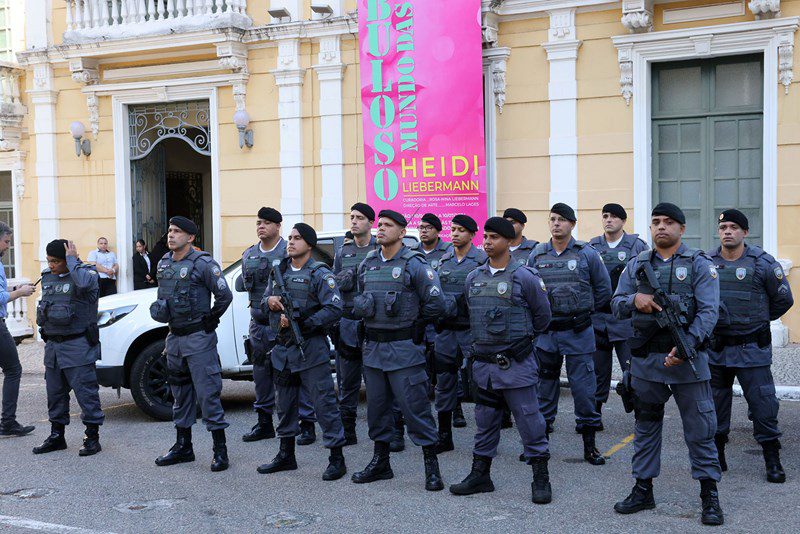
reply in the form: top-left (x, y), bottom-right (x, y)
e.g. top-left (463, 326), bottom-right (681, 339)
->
top-left (1, 343), bottom-right (798, 533)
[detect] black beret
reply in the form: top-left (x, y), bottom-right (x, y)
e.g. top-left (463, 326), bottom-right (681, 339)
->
top-left (718, 209), bottom-right (749, 230)
top-left (351, 202), bottom-right (375, 221)
top-left (503, 208), bottom-right (527, 224)
top-left (169, 216), bottom-right (198, 235)
top-left (293, 223), bottom-right (317, 247)
top-left (46, 239), bottom-right (68, 260)
top-left (652, 202), bottom-right (686, 225)
top-left (602, 203), bottom-right (627, 220)
top-left (421, 213), bottom-right (442, 232)
top-left (257, 207), bottom-right (282, 223)
top-left (484, 217), bottom-right (515, 240)
top-left (379, 209), bottom-right (407, 227)
top-left (451, 214), bottom-right (478, 233)
top-left (550, 203), bottom-right (577, 222)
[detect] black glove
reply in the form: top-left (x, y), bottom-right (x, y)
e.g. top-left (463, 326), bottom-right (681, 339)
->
top-left (203, 314), bottom-right (220, 333)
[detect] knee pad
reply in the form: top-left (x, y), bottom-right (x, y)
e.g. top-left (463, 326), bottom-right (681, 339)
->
top-left (473, 386), bottom-right (503, 409)
top-left (167, 370), bottom-right (192, 386)
top-left (634, 398), bottom-right (665, 423)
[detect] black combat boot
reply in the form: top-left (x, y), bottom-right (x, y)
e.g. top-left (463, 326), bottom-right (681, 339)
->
top-left (582, 429), bottom-right (606, 465)
top-left (453, 402), bottom-right (467, 428)
top-left (762, 439), bottom-right (786, 484)
top-left (714, 434), bottom-right (728, 472)
top-left (322, 446), bottom-right (347, 481)
top-left (32, 422), bottom-right (67, 454)
top-left (211, 429), bottom-right (229, 472)
top-left (257, 437), bottom-right (297, 474)
top-left (341, 413), bottom-right (358, 446)
top-left (700, 479), bottom-right (724, 526)
top-left (155, 426), bottom-right (195, 466)
top-left (614, 479), bottom-right (655, 514)
top-left (449, 454), bottom-right (494, 495)
top-left (352, 441), bottom-right (393, 483)
top-left (0, 420), bottom-right (35, 437)
top-left (296, 421), bottom-right (317, 446)
top-left (78, 423), bottom-right (101, 456)
top-left (422, 445), bottom-right (444, 491)
top-left (389, 416), bottom-right (405, 452)
top-left (434, 411), bottom-right (454, 454)
top-left (242, 409), bottom-right (275, 442)
top-left (531, 457), bottom-right (552, 504)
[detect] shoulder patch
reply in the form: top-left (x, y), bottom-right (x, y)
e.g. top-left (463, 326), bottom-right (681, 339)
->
top-left (217, 278), bottom-right (228, 290)
top-left (327, 276), bottom-right (336, 289)
top-left (709, 266), bottom-right (718, 279)
top-left (774, 265), bottom-right (785, 280)
top-left (539, 278), bottom-right (547, 292)
top-left (212, 266), bottom-right (222, 277)
top-left (429, 286), bottom-right (441, 296)
top-left (426, 269), bottom-right (435, 280)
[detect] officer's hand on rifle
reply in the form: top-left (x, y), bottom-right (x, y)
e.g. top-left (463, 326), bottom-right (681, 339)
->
top-left (664, 347), bottom-right (683, 367)
top-left (279, 314), bottom-right (289, 329)
top-left (268, 295), bottom-right (285, 312)
top-left (634, 293), bottom-right (663, 314)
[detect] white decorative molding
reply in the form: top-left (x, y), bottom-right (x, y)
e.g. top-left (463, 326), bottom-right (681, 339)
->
top-left (483, 47), bottom-right (512, 217)
top-left (664, 2), bottom-right (745, 25)
top-left (483, 11), bottom-right (500, 47)
top-left (69, 58), bottom-right (99, 85)
top-left (543, 9), bottom-right (581, 224)
top-left (103, 60), bottom-right (223, 81)
top-left (313, 35), bottom-right (346, 232)
top-left (622, 0), bottom-right (655, 33)
top-left (612, 17), bottom-right (800, 269)
top-left (12, 168), bottom-right (24, 199)
top-left (778, 31), bottom-right (794, 93)
top-left (0, 148), bottom-right (26, 281)
top-left (216, 41), bottom-right (249, 74)
top-left (0, 64), bottom-right (25, 152)
top-left (484, 47), bottom-right (511, 113)
top-left (749, 0), bottom-right (781, 20)
top-left (86, 92), bottom-right (99, 139)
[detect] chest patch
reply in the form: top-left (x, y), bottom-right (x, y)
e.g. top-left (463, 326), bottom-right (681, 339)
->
top-left (618, 251), bottom-right (627, 261)
top-left (736, 267), bottom-right (747, 280)
top-left (567, 260), bottom-right (577, 271)
top-left (179, 267), bottom-right (189, 278)
top-left (497, 282), bottom-right (508, 295)
top-left (392, 267), bottom-right (402, 279)
top-left (675, 267), bottom-right (688, 281)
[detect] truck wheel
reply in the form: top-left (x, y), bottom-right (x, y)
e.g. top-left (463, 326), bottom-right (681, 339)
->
top-left (130, 340), bottom-right (173, 421)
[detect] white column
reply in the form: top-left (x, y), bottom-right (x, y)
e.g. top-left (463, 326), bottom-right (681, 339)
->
top-left (542, 9), bottom-right (581, 222)
top-left (483, 47), bottom-right (511, 218)
top-left (272, 39), bottom-right (306, 231)
top-left (313, 35), bottom-right (345, 232)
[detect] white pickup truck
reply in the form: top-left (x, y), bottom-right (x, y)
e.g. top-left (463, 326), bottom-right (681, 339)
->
top-left (96, 230), bottom-right (419, 420)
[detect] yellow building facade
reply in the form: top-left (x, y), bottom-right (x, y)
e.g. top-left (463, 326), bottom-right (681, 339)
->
top-left (4, 0), bottom-right (799, 342)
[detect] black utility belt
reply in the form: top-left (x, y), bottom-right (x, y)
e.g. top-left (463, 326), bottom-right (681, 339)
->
top-left (711, 327), bottom-right (771, 350)
top-left (438, 322), bottom-right (470, 332)
top-left (472, 338), bottom-right (533, 370)
top-left (631, 333), bottom-right (707, 357)
top-left (365, 326), bottom-right (415, 343)
top-left (43, 331), bottom-right (86, 343)
top-left (548, 313), bottom-right (591, 333)
top-left (169, 322), bottom-right (205, 337)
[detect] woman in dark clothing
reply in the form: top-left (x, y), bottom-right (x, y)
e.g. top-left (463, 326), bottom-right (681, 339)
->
top-left (132, 239), bottom-right (156, 290)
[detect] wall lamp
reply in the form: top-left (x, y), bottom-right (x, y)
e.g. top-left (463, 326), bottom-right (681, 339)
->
top-left (233, 110), bottom-right (254, 149)
top-left (268, 8), bottom-right (291, 22)
top-left (70, 121), bottom-right (91, 157)
top-left (311, 4), bottom-right (334, 18)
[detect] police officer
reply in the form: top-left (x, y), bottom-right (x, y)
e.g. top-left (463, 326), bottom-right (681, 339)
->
top-left (256, 223), bottom-right (348, 481)
top-left (351, 210), bottom-right (446, 491)
top-left (504, 208), bottom-right (538, 267)
top-left (432, 214), bottom-right (486, 453)
top-left (528, 203), bottom-right (611, 465)
top-left (612, 203), bottom-right (723, 526)
top-left (449, 217), bottom-right (553, 504)
top-left (708, 209), bottom-right (793, 483)
top-left (151, 216), bottom-right (233, 472)
top-left (33, 239), bottom-right (104, 456)
top-left (332, 203), bottom-right (378, 445)
top-left (236, 207), bottom-right (317, 444)
top-left (589, 204), bottom-right (649, 426)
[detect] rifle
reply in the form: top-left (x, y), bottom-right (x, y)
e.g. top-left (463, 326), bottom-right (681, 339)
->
top-left (271, 259), bottom-right (307, 362)
top-left (635, 260), bottom-right (700, 379)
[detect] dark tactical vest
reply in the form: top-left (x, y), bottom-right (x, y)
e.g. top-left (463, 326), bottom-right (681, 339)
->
top-left (531, 241), bottom-right (593, 317)
top-left (590, 234), bottom-right (641, 291)
top-left (153, 251), bottom-right (212, 327)
top-left (37, 267), bottom-right (98, 337)
top-left (713, 246), bottom-right (769, 329)
top-left (270, 260), bottom-right (328, 332)
top-left (510, 238), bottom-right (537, 267)
top-left (336, 238), bottom-right (377, 309)
top-left (467, 263), bottom-right (533, 349)
top-left (361, 249), bottom-right (422, 330)
top-left (439, 247), bottom-right (485, 329)
top-left (242, 241), bottom-right (285, 316)
top-left (631, 249), bottom-right (699, 344)
top-left (412, 239), bottom-right (450, 270)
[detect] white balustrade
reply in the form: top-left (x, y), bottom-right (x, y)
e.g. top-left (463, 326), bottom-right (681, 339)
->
top-left (63, 0), bottom-right (250, 42)
top-left (4, 278), bottom-right (35, 340)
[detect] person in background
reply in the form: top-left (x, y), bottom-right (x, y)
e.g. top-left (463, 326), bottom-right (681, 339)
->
top-left (132, 239), bottom-right (156, 290)
top-left (87, 237), bottom-right (118, 297)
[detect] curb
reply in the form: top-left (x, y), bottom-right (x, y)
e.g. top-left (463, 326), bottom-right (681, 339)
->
top-left (560, 378), bottom-right (800, 401)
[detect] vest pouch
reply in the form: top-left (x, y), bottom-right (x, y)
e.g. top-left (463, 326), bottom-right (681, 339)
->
top-left (353, 292), bottom-right (375, 319)
top-left (47, 304), bottom-right (76, 326)
top-left (149, 299), bottom-right (171, 323)
top-left (717, 302), bottom-right (732, 328)
top-left (384, 291), bottom-right (400, 317)
top-left (336, 270), bottom-right (355, 292)
top-left (36, 301), bottom-right (49, 326)
top-left (484, 307), bottom-right (506, 335)
top-left (548, 285), bottom-right (580, 316)
top-left (171, 288), bottom-right (192, 318)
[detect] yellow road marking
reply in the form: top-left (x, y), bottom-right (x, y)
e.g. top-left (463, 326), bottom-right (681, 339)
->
top-left (604, 433), bottom-right (635, 457)
top-left (34, 402), bottom-right (137, 424)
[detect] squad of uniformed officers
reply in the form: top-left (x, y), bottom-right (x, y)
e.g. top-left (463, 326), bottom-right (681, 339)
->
top-left (17, 199), bottom-right (794, 527)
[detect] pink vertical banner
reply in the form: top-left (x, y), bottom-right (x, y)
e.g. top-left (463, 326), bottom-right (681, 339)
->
top-left (358, 0), bottom-right (487, 243)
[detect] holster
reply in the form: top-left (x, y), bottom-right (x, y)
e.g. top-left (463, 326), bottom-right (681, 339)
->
top-left (85, 324), bottom-right (100, 347)
top-left (615, 370), bottom-right (635, 414)
top-left (273, 366), bottom-right (301, 388)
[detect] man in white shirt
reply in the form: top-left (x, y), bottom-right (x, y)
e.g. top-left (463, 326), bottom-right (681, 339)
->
top-left (87, 237), bottom-right (118, 298)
